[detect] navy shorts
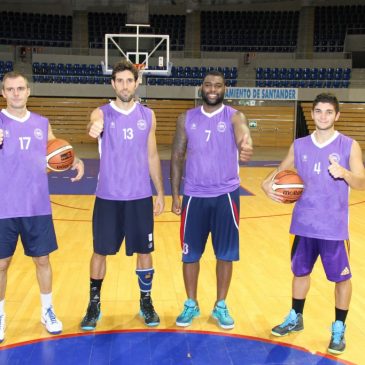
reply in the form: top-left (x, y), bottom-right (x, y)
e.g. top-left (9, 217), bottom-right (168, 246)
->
top-left (92, 196), bottom-right (154, 256)
top-left (291, 235), bottom-right (352, 282)
top-left (0, 215), bottom-right (58, 259)
top-left (180, 188), bottom-right (240, 263)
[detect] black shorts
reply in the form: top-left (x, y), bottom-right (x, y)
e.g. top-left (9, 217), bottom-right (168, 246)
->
top-left (92, 196), bottom-right (154, 256)
top-left (0, 215), bottom-right (58, 259)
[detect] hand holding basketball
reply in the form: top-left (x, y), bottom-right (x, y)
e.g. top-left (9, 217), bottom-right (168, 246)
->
top-left (271, 170), bottom-right (304, 204)
top-left (89, 118), bottom-right (104, 138)
top-left (47, 138), bottom-right (74, 172)
top-left (239, 134), bottom-right (253, 162)
top-left (328, 155), bottom-right (346, 179)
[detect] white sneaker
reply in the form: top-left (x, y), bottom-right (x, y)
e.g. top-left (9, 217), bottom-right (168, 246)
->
top-left (41, 306), bottom-right (62, 334)
top-left (0, 314), bottom-right (5, 343)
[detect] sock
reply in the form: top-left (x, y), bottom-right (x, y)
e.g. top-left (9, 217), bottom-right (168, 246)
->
top-left (292, 298), bottom-right (305, 314)
top-left (0, 300), bottom-right (4, 316)
top-left (335, 308), bottom-right (348, 323)
top-left (136, 268), bottom-right (154, 298)
top-left (90, 278), bottom-right (103, 304)
top-left (41, 293), bottom-right (53, 312)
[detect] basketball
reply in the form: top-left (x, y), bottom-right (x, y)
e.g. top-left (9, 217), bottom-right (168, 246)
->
top-left (47, 139), bottom-right (74, 172)
top-left (272, 170), bottom-right (304, 204)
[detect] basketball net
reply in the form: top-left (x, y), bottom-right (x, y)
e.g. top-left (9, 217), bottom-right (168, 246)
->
top-left (135, 63), bottom-right (146, 84)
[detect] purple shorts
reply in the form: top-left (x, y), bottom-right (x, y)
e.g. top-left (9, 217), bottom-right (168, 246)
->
top-left (291, 235), bottom-right (351, 282)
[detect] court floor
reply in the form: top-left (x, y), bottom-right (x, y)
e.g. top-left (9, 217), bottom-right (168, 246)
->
top-left (0, 150), bottom-right (364, 365)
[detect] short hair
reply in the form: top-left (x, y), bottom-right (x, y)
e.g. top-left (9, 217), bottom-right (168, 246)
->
top-left (203, 70), bottom-right (225, 83)
top-left (1, 71), bottom-right (29, 90)
top-left (312, 93), bottom-right (340, 114)
top-left (111, 59), bottom-right (139, 82)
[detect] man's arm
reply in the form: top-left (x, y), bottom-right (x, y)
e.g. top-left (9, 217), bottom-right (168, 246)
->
top-left (170, 112), bottom-right (187, 215)
top-left (147, 111), bottom-right (165, 216)
top-left (231, 111), bottom-right (253, 162)
top-left (328, 140), bottom-right (365, 190)
top-left (47, 122), bottom-right (84, 182)
top-left (261, 142), bottom-right (295, 203)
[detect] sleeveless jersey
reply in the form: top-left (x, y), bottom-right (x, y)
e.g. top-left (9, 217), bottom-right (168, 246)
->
top-left (0, 109), bottom-right (51, 218)
top-left (184, 105), bottom-right (240, 197)
top-left (290, 132), bottom-right (353, 240)
top-left (95, 101), bottom-right (152, 200)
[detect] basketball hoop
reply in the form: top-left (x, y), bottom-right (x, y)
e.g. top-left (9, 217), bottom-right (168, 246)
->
top-left (135, 63), bottom-right (146, 84)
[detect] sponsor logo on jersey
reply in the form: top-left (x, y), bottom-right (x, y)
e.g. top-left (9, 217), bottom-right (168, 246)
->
top-left (217, 121), bottom-right (226, 132)
top-left (110, 121), bottom-right (116, 129)
top-left (190, 123), bottom-right (197, 130)
top-left (4, 130), bottom-right (10, 138)
top-left (329, 152), bottom-right (340, 163)
top-left (137, 119), bottom-right (147, 130)
top-left (34, 128), bottom-right (43, 139)
top-left (302, 154), bottom-right (308, 162)
top-left (340, 267), bottom-right (350, 276)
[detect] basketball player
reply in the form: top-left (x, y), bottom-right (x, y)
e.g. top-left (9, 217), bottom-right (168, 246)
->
top-left (0, 71), bottom-right (84, 343)
top-left (262, 93), bottom-right (365, 355)
top-left (81, 60), bottom-right (164, 330)
top-left (170, 70), bottom-right (253, 329)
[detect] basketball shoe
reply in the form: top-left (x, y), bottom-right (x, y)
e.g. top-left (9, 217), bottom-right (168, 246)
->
top-left (271, 309), bottom-right (304, 336)
top-left (81, 302), bottom-right (101, 331)
top-left (0, 314), bottom-right (5, 343)
top-left (176, 299), bottom-right (200, 327)
top-left (139, 295), bottom-right (160, 327)
top-left (41, 306), bottom-right (63, 334)
top-left (328, 321), bottom-right (346, 355)
top-left (212, 300), bottom-right (235, 329)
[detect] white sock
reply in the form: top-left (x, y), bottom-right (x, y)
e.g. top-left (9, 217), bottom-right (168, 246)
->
top-left (41, 293), bottom-right (53, 312)
top-left (0, 300), bottom-right (4, 316)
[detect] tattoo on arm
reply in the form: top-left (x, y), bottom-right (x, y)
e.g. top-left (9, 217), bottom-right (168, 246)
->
top-left (171, 113), bottom-right (187, 197)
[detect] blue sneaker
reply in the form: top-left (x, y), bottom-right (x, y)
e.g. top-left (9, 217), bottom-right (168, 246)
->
top-left (176, 299), bottom-right (200, 327)
top-left (271, 309), bottom-right (304, 336)
top-left (212, 300), bottom-right (234, 329)
top-left (328, 321), bottom-right (346, 355)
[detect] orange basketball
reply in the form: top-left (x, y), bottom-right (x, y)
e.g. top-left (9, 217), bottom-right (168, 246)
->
top-left (272, 170), bottom-right (304, 204)
top-left (47, 139), bottom-right (74, 172)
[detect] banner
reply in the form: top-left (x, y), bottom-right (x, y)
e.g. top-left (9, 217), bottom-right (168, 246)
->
top-left (195, 87), bottom-right (298, 101)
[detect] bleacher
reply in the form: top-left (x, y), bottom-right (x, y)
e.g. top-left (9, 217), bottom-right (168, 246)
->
top-left (0, 60), bottom-right (14, 80)
top-left (0, 11), bottom-right (72, 47)
top-left (32, 62), bottom-right (110, 84)
top-left (201, 10), bottom-right (299, 52)
top-left (255, 67), bottom-right (351, 88)
top-left (314, 5), bottom-right (365, 52)
top-left (147, 66), bottom-right (238, 87)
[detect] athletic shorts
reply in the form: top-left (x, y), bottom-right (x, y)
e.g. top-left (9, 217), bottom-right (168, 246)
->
top-left (92, 196), bottom-right (154, 256)
top-left (291, 235), bottom-right (352, 282)
top-left (180, 188), bottom-right (240, 263)
top-left (0, 215), bottom-right (58, 259)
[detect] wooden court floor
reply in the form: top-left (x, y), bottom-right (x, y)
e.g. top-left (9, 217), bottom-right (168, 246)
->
top-left (3, 164), bottom-right (365, 365)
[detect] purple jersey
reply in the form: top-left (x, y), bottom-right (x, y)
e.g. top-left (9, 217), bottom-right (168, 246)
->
top-left (184, 105), bottom-right (240, 197)
top-left (95, 102), bottom-right (152, 200)
top-left (0, 109), bottom-right (51, 218)
top-left (290, 132), bottom-right (353, 240)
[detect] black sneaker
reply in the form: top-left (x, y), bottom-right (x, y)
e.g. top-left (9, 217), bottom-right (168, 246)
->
top-left (139, 296), bottom-right (160, 327)
top-left (81, 302), bottom-right (101, 331)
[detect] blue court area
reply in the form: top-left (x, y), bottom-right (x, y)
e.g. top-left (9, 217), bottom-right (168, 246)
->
top-left (0, 330), bottom-right (347, 365)
top-left (48, 159), bottom-right (262, 196)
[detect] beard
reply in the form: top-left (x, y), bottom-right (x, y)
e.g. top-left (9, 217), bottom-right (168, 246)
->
top-left (201, 89), bottom-right (224, 106)
top-left (117, 93), bottom-right (134, 103)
